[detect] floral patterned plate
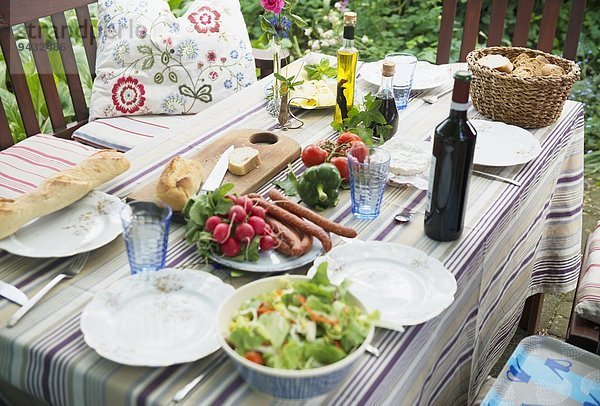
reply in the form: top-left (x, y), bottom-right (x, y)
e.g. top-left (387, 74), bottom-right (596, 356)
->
top-left (0, 191), bottom-right (124, 258)
top-left (80, 268), bottom-right (235, 366)
top-left (307, 241), bottom-right (456, 331)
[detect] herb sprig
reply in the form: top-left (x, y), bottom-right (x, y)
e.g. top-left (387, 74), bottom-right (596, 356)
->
top-left (331, 93), bottom-right (391, 144)
top-left (304, 58), bottom-right (337, 80)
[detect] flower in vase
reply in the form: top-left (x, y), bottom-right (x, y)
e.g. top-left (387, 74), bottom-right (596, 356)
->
top-left (267, 15), bottom-right (292, 39)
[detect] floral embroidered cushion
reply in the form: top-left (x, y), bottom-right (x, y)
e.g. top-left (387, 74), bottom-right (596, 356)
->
top-left (89, 0), bottom-right (256, 120)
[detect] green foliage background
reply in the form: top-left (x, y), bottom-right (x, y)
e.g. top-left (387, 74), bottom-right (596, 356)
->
top-left (0, 0), bottom-right (598, 174)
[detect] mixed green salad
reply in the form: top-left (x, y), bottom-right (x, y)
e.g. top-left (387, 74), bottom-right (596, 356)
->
top-left (226, 263), bottom-right (379, 370)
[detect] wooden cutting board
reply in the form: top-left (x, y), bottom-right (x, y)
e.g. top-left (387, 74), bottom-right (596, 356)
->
top-left (128, 129), bottom-right (301, 207)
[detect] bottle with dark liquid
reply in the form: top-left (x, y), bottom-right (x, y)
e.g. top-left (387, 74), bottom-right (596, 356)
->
top-left (334, 12), bottom-right (358, 124)
top-left (424, 71), bottom-right (477, 241)
top-left (372, 60), bottom-right (399, 142)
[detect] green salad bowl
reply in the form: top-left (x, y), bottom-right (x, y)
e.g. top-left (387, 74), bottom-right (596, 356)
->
top-left (217, 274), bottom-right (375, 400)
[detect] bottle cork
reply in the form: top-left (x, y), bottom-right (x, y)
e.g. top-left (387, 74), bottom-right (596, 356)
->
top-left (344, 12), bottom-right (357, 25)
top-left (382, 61), bottom-right (396, 77)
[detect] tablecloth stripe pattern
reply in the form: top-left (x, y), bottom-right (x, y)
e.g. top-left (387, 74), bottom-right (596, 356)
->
top-left (72, 115), bottom-right (192, 152)
top-left (0, 134), bottom-right (97, 199)
top-left (0, 58), bottom-right (584, 405)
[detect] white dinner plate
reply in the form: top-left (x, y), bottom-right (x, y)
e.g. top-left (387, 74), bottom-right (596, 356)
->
top-left (80, 268), bottom-right (235, 366)
top-left (307, 242), bottom-right (456, 331)
top-left (471, 119), bottom-right (542, 166)
top-left (208, 238), bottom-right (323, 273)
top-left (360, 61), bottom-right (450, 91)
top-left (0, 191), bottom-right (124, 258)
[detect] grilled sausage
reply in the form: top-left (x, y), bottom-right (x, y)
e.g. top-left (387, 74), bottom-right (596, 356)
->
top-left (268, 189), bottom-right (357, 238)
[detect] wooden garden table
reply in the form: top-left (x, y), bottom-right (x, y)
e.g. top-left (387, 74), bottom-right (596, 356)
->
top-left (0, 61), bottom-right (584, 405)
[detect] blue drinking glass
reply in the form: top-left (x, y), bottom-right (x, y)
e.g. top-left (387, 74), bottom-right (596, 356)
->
top-left (348, 147), bottom-right (391, 220)
top-left (120, 201), bottom-right (172, 275)
top-left (384, 52), bottom-right (417, 110)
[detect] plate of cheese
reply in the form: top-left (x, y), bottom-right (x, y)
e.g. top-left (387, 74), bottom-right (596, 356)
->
top-left (289, 79), bottom-right (336, 109)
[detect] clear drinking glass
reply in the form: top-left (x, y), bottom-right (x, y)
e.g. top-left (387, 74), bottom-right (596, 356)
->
top-left (384, 52), bottom-right (417, 110)
top-left (120, 201), bottom-right (172, 275)
top-left (348, 147), bottom-right (391, 220)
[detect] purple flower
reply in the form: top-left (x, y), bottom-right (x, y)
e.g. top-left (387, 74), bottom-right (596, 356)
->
top-left (268, 15), bottom-right (292, 39)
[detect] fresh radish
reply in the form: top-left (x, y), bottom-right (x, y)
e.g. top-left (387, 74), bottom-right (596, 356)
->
top-left (225, 194), bottom-right (237, 203)
top-left (237, 196), bottom-right (254, 212)
top-left (213, 223), bottom-right (230, 244)
top-left (235, 223), bottom-right (255, 242)
top-left (247, 216), bottom-right (267, 235)
top-left (204, 215), bottom-right (222, 232)
top-left (220, 237), bottom-right (241, 257)
top-left (260, 235), bottom-right (275, 251)
top-left (228, 205), bottom-right (247, 223)
top-left (250, 205), bottom-right (266, 219)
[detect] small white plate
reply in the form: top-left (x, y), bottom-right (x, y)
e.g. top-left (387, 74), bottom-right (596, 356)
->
top-left (80, 268), bottom-right (234, 366)
top-left (361, 61), bottom-right (450, 91)
top-left (307, 242), bottom-right (456, 331)
top-left (0, 191), bottom-right (124, 258)
top-left (208, 238), bottom-right (323, 273)
top-left (471, 120), bottom-right (542, 166)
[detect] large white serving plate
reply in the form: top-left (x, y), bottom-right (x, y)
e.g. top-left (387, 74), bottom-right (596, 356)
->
top-left (472, 119), bottom-right (542, 166)
top-left (307, 242), bottom-right (456, 331)
top-left (0, 191), bottom-right (124, 257)
top-left (81, 268), bottom-right (234, 366)
top-left (361, 61), bottom-right (450, 91)
top-left (209, 238), bottom-right (324, 273)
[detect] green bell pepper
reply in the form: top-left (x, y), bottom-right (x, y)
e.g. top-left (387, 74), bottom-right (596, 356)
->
top-left (297, 163), bottom-right (342, 210)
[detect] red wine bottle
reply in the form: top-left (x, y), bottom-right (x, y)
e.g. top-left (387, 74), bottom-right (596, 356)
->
top-left (424, 71), bottom-right (477, 241)
top-left (372, 61), bottom-right (399, 142)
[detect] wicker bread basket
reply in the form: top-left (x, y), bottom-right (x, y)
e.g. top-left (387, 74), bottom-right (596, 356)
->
top-left (466, 47), bottom-right (580, 128)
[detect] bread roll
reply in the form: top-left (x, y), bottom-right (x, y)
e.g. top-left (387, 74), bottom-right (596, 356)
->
top-left (513, 66), bottom-right (535, 78)
top-left (0, 150), bottom-right (130, 240)
top-left (156, 157), bottom-right (204, 211)
top-left (478, 54), bottom-right (513, 73)
top-left (513, 53), bottom-right (531, 67)
top-left (541, 63), bottom-right (565, 76)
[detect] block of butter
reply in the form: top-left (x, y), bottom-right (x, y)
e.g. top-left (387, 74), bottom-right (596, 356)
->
top-left (228, 147), bottom-right (260, 175)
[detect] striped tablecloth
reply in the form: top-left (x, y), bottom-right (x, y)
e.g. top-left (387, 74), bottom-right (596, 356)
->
top-left (0, 61), bottom-right (584, 405)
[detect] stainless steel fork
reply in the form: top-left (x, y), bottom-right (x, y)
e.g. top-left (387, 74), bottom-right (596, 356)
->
top-left (7, 252), bottom-right (90, 327)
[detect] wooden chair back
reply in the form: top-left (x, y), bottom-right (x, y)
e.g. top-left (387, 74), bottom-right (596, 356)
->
top-left (0, 0), bottom-right (97, 150)
top-left (0, 0), bottom-right (276, 150)
top-left (436, 0), bottom-right (586, 64)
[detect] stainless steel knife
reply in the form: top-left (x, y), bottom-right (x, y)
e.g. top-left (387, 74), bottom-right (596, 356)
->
top-left (198, 145), bottom-right (234, 194)
top-left (0, 280), bottom-right (28, 306)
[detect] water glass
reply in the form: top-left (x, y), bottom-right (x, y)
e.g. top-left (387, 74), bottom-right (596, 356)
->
top-left (120, 201), bottom-right (172, 275)
top-left (384, 52), bottom-right (417, 110)
top-left (348, 147), bottom-right (391, 220)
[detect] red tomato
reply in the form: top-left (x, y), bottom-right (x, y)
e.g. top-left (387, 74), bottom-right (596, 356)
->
top-left (337, 131), bottom-right (362, 145)
top-left (330, 157), bottom-right (349, 181)
top-left (301, 144), bottom-right (328, 167)
top-left (244, 351), bottom-right (265, 365)
top-left (349, 141), bottom-right (369, 163)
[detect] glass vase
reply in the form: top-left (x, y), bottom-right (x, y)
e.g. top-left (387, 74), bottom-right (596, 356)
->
top-left (266, 39), bottom-right (290, 128)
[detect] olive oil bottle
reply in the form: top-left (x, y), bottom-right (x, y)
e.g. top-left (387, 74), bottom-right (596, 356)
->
top-left (334, 12), bottom-right (358, 124)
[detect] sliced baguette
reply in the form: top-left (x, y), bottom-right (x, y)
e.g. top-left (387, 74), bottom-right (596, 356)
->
top-left (228, 147), bottom-right (260, 176)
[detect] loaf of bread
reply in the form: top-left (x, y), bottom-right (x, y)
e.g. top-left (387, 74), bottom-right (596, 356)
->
top-left (156, 157), bottom-right (205, 211)
top-left (0, 150), bottom-right (130, 240)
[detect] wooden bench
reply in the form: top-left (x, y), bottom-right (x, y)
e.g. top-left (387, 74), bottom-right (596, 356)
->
top-left (0, 0), bottom-right (286, 149)
top-left (567, 233), bottom-right (600, 354)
